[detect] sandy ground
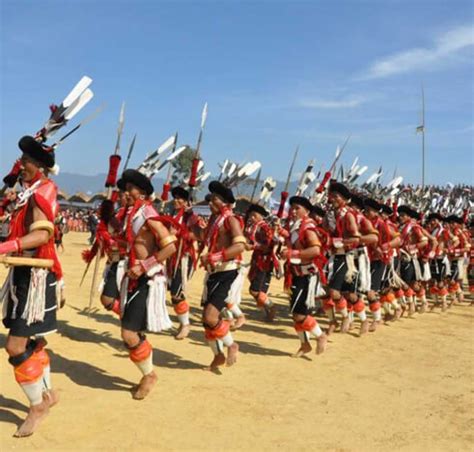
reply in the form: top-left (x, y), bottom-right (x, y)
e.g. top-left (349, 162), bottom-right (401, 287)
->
top-left (1, 232), bottom-right (473, 451)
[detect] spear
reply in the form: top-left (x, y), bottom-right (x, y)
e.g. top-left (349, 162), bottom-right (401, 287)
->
top-left (315, 135), bottom-right (351, 193)
top-left (296, 159), bottom-right (315, 195)
top-left (105, 102), bottom-right (125, 199)
top-left (160, 132), bottom-right (179, 205)
top-left (276, 145), bottom-right (299, 218)
top-left (87, 243), bottom-right (102, 315)
top-left (189, 102), bottom-right (208, 201)
top-left (123, 133), bottom-right (137, 170)
top-left (250, 168), bottom-right (262, 203)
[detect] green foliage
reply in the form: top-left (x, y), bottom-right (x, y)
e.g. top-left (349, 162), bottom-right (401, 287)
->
top-left (171, 145), bottom-right (194, 186)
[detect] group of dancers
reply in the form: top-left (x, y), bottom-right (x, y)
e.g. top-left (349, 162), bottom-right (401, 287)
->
top-left (0, 135), bottom-right (472, 438)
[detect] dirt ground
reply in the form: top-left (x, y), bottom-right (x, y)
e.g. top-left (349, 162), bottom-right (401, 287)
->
top-left (1, 232), bottom-right (473, 451)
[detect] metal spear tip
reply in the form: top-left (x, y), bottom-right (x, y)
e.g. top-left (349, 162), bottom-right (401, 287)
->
top-left (201, 102), bottom-right (208, 128)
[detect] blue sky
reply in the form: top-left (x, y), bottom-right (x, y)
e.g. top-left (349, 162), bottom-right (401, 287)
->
top-left (1, 0), bottom-right (473, 186)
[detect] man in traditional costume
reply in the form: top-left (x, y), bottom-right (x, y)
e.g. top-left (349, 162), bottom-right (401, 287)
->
top-left (118, 169), bottom-right (177, 399)
top-left (168, 186), bottom-right (204, 339)
top-left (199, 181), bottom-right (245, 371)
top-left (1, 136), bottom-right (62, 437)
top-left (244, 203), bottom-right (277, 321)
top-left (283, 196), bottom-right (328, 357)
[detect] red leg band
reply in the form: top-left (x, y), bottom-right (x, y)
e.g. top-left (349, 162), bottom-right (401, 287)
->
top-left (14, 355), bottom-right (43, 384)
top-left (174, 300), bottom-right (189, 315)
top-left (369, 302), bottom-right (381, 312)
top-left (335, 298), bottom-right (347, 311)
top-left (323, 298), bottom-right (335, 310)
top-left (353, 299), bottom-right (365, 313)
top-left (257, 292), bottom-right (267, 307)
top-left (205, 320), bottom-right (230, 340)
top-left (129, 340), bottom-right (152, 363)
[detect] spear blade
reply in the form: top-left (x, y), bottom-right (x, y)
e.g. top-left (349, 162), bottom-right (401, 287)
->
top-left (52, 103), bottom-right (105, 149)
top-left (113, 102), bottom-right (126, 155)
top-left (250, 168), bottom-right (262, 203)
top-left (123, 133), bottom-right (137, 170)
top-left (284, 145), bottom-right (299, 192)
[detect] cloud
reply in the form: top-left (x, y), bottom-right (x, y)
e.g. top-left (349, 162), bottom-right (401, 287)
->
top-left (298, 96), bottom-right (366, 109)
top-left (359, 24), bottom-right (474, 80)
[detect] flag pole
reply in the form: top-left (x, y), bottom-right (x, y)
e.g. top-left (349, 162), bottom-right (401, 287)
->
top-left (421, 85), bottom-right (425, 187)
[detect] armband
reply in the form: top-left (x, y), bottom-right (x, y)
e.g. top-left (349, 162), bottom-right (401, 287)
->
top-left (232, 235), bottom-right (246, 245)
top-left (159, 235), bottom-right (177, 249)
top-left (29, 220), bottom-right (54, 237)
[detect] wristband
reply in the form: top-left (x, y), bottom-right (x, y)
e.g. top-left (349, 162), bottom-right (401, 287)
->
top-left (0, 238), bottom-right (20, 255)
top-left (288, 249), bottom-right (301, 259)
top-left (208, 250), bottom-right (226, 266)
top-left (140, 255), bottom-right (159, 273)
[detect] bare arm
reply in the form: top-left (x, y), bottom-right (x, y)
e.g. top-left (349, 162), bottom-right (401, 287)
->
top-left (299, 230), bottom-right (321, 260)
top-left (148, 220), bottom-right (177, 263)
top-left (342, 213), bottom-right (361, 248)
top-left (223, 216), bottom-right (245, 259)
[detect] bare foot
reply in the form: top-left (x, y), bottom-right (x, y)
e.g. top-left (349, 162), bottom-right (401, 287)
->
top-left (292, 341), bottom-right (312, 358)
top-left (132, 372), bottom-right (158, 400)
top-left (394, 308), bottom-right (402, 320)
top-left (44, 389), bottom-right (60, 408)
top-left (226, 343), bottom-right (239, 366)
top-left (14, 399), bottom-right (50, 438)
top-left (419, 303), bottom-right (427, 314)
top-left (384, 312), bottom-right (394, 322)
top-left (174, 324), bottom-right (190, 340)
top-left (203, 353), bottom-right (226, 371)
top-left (233, 315), bottom-right (246, 330)
top-left (408, 303), bottom-right (416, 317)
top-left (341, 317), bottom-right (351, 334)
top-left (369, 320), bottom-right (380, 333)
top-left (400, 305), bottom-right (407, 318)
top-left (357, 319), bottom-right (368, 335)
top-left (326, 322), bottom-right (338, 335)
top-left (316, 334), bottom-right (328, 355)
top-left (265, 305), bottom-right (277, 322)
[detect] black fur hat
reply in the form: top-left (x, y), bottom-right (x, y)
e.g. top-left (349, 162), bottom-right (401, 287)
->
top-left (246, 203), bottom-right (269, 218)
top-left (398, 205), bottom-right (419, 219)
top-left (289, 196), bottom-right (313, 211)
top-left (120, 169), bottom-right (154, 196)
top-left (171, 186), bottom-right (190, 201)
top-left (328, 182), bottom-right (351, 200)
top-left (364, 198), bottom-right (381, 212)
top-left (18, 135), bottom-right (55, 169)
top-left (350, 193), bottom-right (365, 210)
top-left (311, 204), bottom-right (326, 218)
top-left (208, 181), bottom-right (235, 204)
